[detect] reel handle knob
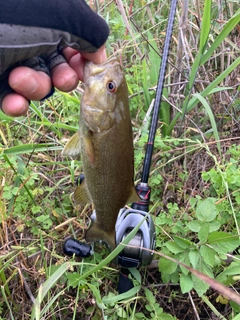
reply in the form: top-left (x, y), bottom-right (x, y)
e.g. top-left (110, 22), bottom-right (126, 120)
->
top-left (63, 238), bottom-right (92, 258)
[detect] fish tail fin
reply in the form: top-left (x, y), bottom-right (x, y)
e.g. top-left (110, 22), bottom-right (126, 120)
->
top-left (85, 223), bottom-right (116, 250)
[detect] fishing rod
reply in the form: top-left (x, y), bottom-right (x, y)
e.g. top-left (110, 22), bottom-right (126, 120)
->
top-left (115, 0), bottom-right (178, 293)
top-left (63, 0), bottom-right (178, 295)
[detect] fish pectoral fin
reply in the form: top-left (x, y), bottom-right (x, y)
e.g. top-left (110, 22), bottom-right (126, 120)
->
top-left (85, 224), bottom-right (115, 250)
top-left (73, 181), bottom-right (91, 205)
top-left (83, 131), bottom-right (95, 165)
top-left (127, 186), bottom-right (141, 204)
top-left (62, 131), bottom-right (81, 157)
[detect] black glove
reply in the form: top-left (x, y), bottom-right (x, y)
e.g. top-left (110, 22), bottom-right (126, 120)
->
top-left (0, 0), bottom-right (109, 107)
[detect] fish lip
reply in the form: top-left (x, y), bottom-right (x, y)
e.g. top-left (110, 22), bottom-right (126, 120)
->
top-left (102, 56), bottom-right (119, 67)
top-left (84, 57), bottom-right (120, 80)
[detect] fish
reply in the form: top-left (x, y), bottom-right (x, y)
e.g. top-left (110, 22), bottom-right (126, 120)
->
top-left (62, 57), bottom-right (139, 249)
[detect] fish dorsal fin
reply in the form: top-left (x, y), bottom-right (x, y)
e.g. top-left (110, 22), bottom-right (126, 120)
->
top-left (73, 181), bottom-right (92, 205)
top-left (62, 131), bottom-right (81, 157)
top-left (126, 186), bottom-right (141, 204)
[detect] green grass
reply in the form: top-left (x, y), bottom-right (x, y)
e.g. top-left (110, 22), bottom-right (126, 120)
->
top-left (0, 0), bottom-right (240, 319)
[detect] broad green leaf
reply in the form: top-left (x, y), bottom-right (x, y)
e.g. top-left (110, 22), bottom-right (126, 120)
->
top-left (117, 307), bottom-right (127, 318)
top-left (180, 273), bottom-right (193, 293)
top-left (67, 272), bottom-right (82, 289)
top-left (208, 232), bottom-right (240, 254)
top-left (179, 253), bottom-right (190, 275)
top-left (173, 236), bottom-right (192, 249)
top-left (230, 302), bottom-right (240, 317)
top-left (196, 198), bottom-right (217, 222)
top-left (135, 312), bottom-right (146, 319)
top-left (144, 287), bottom-right (156, 304)
top-left (159, 257), bottom-right (178, 275)
top-left (188, 250), bottom-right (200, 269)
top-left (198, 223), bottom-right (209, 243)
top-left (192, 274), bottom-right (209, 297)
top-left (209, 221), bottom-right (221, 232)
top-left (187, 220), bottom-right (201, 232)
top-left (160, 313), bottom-right (177, 320)
top-left (166, 241), bottom-right (185, 254)
top-left (216, 261), bottom-right (240, 285)
top-left (31, 206), bottom-right (42, 214)
top-left (201, 262), bottom-right (214, 279)
top-left (200, 245), bottom-right (215, 267)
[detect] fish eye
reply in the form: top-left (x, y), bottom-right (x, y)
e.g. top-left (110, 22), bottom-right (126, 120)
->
top-left (106, 80), bottom-right (117, 93)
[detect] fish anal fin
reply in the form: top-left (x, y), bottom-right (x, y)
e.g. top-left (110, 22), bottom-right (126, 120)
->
top-left (85, 223), bottom-right (115, 250)
top-left (62, 131), bottom-right (81, 157)
top-left (126, 186), bottom-right (141, 204)
top-left (73, 181), bottom-right (91, 205)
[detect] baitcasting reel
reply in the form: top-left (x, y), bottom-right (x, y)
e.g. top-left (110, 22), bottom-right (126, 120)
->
top-left (63, 205), bottom-right (156, 268)
top-left (63, 176), bottom-right (156, 270)
top-left (115, 208), bottom-right (156, 268)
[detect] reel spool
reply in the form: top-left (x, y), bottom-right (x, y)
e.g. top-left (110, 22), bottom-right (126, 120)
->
top-left (115, 208), bottom-right (156, 268)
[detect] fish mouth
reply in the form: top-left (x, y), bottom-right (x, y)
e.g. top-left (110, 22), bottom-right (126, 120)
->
top-left (102, 56), bottom-right (120, 67)
top-left (84, 57), bottom-right (120, 80)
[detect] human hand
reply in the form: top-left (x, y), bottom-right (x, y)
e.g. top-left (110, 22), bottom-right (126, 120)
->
top-left (0, 0), bottom-right (109, 117)
top-left (2, 46), bottom-right (107, 117)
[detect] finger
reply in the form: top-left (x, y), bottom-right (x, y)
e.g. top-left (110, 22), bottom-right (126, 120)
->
top-left (66, 53), bottom-right (85, 82)
top-left (51, 62), bottom-right (79, 92)
top-left (2, 93), bottom-right (29, 117)
top-left (80, 44), bottom-right (107, 64)
top-left (8, 67), bottom-right (52, 101)
top-left (62, 45), bottom-right (107, 81)
top-left (63, 44), bottom-right (107, 65)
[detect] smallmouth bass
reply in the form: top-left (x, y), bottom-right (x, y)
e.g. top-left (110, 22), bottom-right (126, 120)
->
top-left (62, 57), bottom-right (139, 249)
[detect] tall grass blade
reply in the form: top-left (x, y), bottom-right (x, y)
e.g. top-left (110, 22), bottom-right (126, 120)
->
top-left (193, 93), bottom-right (221, 154)
top-left (102, 285), bottom-right (141, 304)
top-left (167, 57), bottom-right (240, 135)
top-left (199, 0), bottom-right (212, 53)
top-left (201, 9), bottom-right (240, 64)
top-left (3, 143), bottom-right (62, 155)
top-left (1, 286), bottom-right (14, 320)
top-left (142, 59), bottom-right (151, 109)
top-left (187, 0), bottom-right (212, 93)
